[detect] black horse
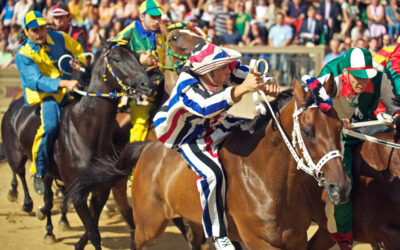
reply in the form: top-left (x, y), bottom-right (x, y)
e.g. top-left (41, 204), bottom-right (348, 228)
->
top-left (1, 37), bottom-right (153, 249)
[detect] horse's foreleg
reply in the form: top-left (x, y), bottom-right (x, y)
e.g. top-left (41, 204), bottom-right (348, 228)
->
top-left (112, 177), bottom-right (134, 230)
top-left (7, 172), bottom-right (18, 202)
top-left (42, 177), bottom-right (56, 243)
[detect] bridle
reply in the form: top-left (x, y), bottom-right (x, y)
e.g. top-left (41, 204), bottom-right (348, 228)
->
top-left (163, 22), bottom-right (207, 74)
top-left (251, 60), bottom-right (342, 185)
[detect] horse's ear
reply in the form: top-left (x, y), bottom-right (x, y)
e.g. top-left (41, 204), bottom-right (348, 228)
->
top-left (99, 33), bottom-right (107, 46)
top-left (292, 77), bottom-right (309, 106)
top-left (324, 74), bottom-right (336, 97)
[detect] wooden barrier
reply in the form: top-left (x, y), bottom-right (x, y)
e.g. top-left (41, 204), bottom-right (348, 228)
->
top-left (0, 68), bottom-right (21, 113)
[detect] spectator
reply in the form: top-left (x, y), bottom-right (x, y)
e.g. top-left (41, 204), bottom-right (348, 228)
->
top-left (369, 37), bottom-right (379, 56)
top-left (88, 22), bottom-right (103, 55)
top-left (234, 1), bottom-right (250, 42)
top-left (286, 0), bottom-right (307, 37)
top-left (0, 0), bottom-right (15, 28)
top-left (168, 0), bottom-right (186, 22)
top-left (113, 0), bottom-right (126, 22)
top-left (51, 1), bottom-right (91, 53)
top-left (245, 21), bottom-right (267, 46)
top-left (42, 0), bottom-right (54, 23)
top-left (385, 0), bottom-right (400, 41)
top-left (356, 37), bottom-right (367, 48)
top-left (6, 23), bottom-right (19, 53)
top-left (382, 33), bottom-right (392, 47)
top-left (268, 12), bottom-right (293, 85)
top-left (68, 0), bottom-right (84, 25)
top-left (367, 0), bottom-right (386, 41)
top-left (199, 0), bottom-right (217, 28)
top-left (318, 0), bottom-right (342, 44)
top-left (255, 0), bottom-right (268, 29)
top-left (98, 0), bottom-right (115, 34)
top-left (265, 0), bottom-right (277, 30)
top-left (211, 0), bottom-right (234, 37)
top-left (123, 0), bottom-right (140, 27)
top-left (299, 5), bottom-right (324, 46)
top-left (12, 0), bottom-right (34, 27)
top-left (0, 39), bottom-right (13, 68)
top-left (351, 19), bottom-right (371, 41)
top-left (323, 38), bottom-right (345, 64)
top-left (342, 36), bottom-right (352, 51)
top-left (340, 0), bottom-right (359, 37)
top-left (222, 15), bottom-right (242, 45)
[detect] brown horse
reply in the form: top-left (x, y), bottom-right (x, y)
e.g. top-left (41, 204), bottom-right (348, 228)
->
top-left (162, 23), bottom-right (207, 95)
top-left (305, 132), bottom-right (400, 250)
top-left (1, 37), bottom-right (153, 249)
top-left (126, 76), bottom-right (352, 249)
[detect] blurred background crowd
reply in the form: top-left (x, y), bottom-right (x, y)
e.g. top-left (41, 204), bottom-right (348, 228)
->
top-left (0, 0), bottom-right (399, 84)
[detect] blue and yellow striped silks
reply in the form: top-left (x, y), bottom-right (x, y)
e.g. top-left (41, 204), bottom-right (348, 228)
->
top-left (16, 30), bottom-right (86, 107)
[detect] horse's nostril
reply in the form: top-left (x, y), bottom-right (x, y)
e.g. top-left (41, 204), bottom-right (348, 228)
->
top-left (329, 183), bottom-right (337, 191)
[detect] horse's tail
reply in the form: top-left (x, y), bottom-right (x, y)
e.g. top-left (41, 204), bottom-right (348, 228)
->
top-left (64, 141), bottom-right (148, 205)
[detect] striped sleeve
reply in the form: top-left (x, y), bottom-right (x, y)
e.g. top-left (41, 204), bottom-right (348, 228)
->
top-left (386, 44), bottom-right (400, 95)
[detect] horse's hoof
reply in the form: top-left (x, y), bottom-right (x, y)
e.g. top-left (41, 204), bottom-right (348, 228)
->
top-left (36, 206), bottom-right (45, 220)
top-left (43, 234), bottom-right (57, 244)
top-left (7, 190), bottom-right (18, 202)
top-left (59, 220), bottom-right (71, 231)
top-left (22, 201), bottom-right (33, 213)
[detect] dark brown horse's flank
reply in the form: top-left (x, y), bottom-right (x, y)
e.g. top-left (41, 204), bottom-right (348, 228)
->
top-left (127, 76), bottom-right (351, 249)
top-left (1, 37), bottom-right (153, 249)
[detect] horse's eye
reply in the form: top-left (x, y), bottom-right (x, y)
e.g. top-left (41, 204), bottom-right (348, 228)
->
top-left (112, 57), bottom-right (122, 63)
top-left (302, 127), bottom-right (315, 139)
top-left (172, 35), bottom-right (179, 41)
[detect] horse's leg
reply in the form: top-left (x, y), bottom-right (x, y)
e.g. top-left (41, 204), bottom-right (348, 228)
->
top-left (42, 177), bottom-right (56, 243)
top-left (18, 171), bottom-right (34, 213)
top-left (59, 185), bottom-right (71, 231)
top-left (73, 201), bottom-right (95, 250)
top-left (7, 172), bottom-right (18, 202)
top-left (111, 177), bottom-right (134, 232)
top-left (307, 227), bottom-right (335, 250)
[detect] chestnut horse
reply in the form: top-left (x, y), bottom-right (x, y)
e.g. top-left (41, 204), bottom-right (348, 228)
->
top-left (127, 76), bottom-right (352, 249)
top-left (305, 132), bottom-right (400, 249)
top-left (1, 37), bottom-right (153, 249)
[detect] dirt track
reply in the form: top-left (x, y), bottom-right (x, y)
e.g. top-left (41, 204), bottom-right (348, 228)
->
top-left (0, 158), bottom-right (372, 250)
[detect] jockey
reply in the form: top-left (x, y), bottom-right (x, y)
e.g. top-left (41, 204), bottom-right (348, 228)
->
top-left (116, 0), bottom-right (166, 143)
top-left (15, 10), bottom-right (86, 195)
top-left (50, 1), bottom-right (91, 53)
top-left (308, 47), bottom-right (400, 250)
top-left (385, 37), bottom-right (400, 95)
top-left (153, 41), bottom-right (280, 250)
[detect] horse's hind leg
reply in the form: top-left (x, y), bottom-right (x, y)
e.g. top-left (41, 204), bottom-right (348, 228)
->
top-left (8, 172), bottom-right (18, 202)
top-left (59, 186), bottom-right (71, 231)
top-left (112, 177), bottom-right (134, 231)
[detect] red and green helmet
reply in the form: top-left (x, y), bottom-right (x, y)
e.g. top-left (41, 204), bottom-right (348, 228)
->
top-left (344, 47), bottom-right (377, 79)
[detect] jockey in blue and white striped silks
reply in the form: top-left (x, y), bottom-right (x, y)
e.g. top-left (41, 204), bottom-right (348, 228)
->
top-left (153, 41), bottom-right (272, 239)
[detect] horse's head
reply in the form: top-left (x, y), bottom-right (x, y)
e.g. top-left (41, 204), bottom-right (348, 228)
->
top-left (93, 35), bottom-right (153, 101)
top-left (291, 76), bottom-right (352, 205)
top-left (167, 27), bottom-right (206, 57)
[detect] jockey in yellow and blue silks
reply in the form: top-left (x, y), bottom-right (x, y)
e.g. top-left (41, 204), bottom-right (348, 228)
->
top-left (116, 0), bottom-right (165, 143)
top-left (15, 10), bottom-right (86, 194)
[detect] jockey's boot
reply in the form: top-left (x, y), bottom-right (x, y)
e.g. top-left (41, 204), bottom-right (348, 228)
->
top-left (214, 236), bottom-right (235, 250)
top-left (338, 240), bottom-right (353, 250)
top-left (33, 175), bottom-right (45, 195)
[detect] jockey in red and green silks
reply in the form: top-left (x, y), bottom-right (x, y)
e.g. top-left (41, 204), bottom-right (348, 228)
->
top-left (115, 0), bottom-right (166, 143)
top-left (313, 48), bottom-right (400, 249)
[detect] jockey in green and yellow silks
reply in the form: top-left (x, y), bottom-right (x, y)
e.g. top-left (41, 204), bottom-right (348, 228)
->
top-left (15, 10), bottom-right (86, 194)
top-left (116, 0), bottom-right (165, 143)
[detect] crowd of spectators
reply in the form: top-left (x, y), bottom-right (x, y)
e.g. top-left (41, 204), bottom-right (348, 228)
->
top-left (0, 0), bottom-right (400, 77)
